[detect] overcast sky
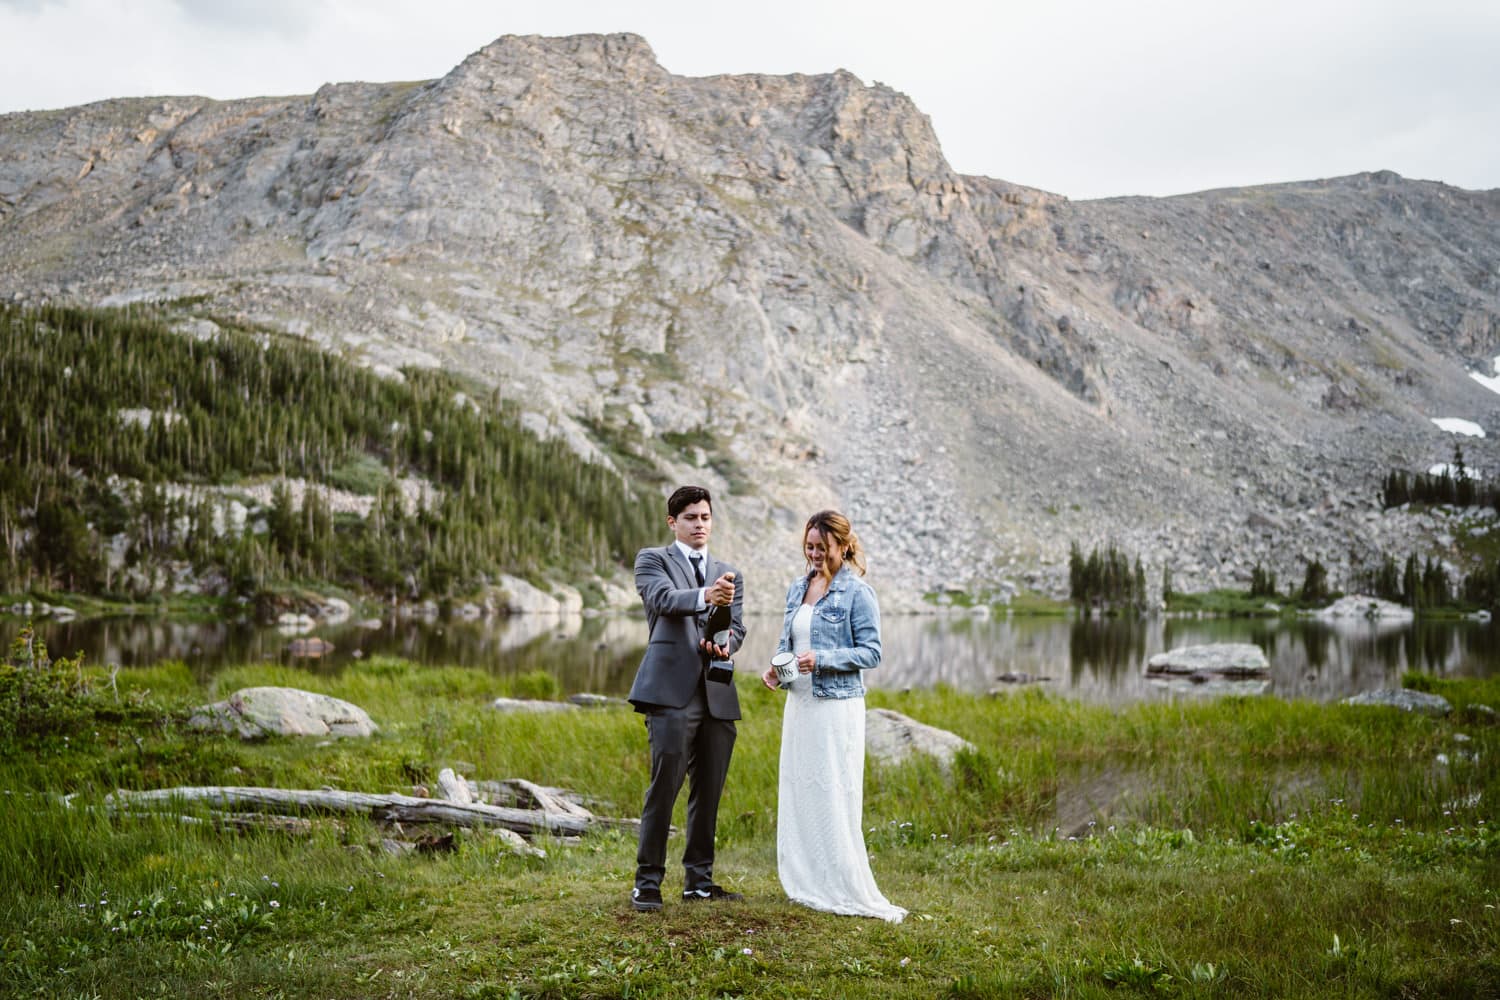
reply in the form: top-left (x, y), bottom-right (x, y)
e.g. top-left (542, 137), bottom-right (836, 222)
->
top-left (2, 0), bottom-right (1497, 200)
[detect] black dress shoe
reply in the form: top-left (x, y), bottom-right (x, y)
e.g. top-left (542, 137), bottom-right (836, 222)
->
top-left (631, 887), bottom-right (663, 912)
top-left (682, 884), bottom-right (744, 902)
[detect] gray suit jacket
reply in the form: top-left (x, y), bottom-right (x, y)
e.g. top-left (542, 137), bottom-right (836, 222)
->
top-left (627, 544), bottom-right (745, 720)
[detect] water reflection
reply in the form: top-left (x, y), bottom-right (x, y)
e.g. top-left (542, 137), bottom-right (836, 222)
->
top-left (14, 611), bottom-right (1496, 703)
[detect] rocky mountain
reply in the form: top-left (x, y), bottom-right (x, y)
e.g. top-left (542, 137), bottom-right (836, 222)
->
top-left (3, 32), bottom-right (1498, 609)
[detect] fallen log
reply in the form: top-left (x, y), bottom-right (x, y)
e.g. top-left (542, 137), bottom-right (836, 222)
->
top-left (104, 786), bottom-right (629, 837)
top-left (500, 777), bottom-right (595, 821)
top-left (113, 810), bottom-right (320, 835)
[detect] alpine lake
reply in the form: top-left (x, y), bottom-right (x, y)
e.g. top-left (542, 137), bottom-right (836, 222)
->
top-left (21, 607), bottom-right (1499, 704)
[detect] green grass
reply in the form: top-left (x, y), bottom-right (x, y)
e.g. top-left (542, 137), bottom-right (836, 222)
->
top-left (1164, 589), bottom-right (1292, 616)
top-left (2, 658), bottom-right (1497, 998)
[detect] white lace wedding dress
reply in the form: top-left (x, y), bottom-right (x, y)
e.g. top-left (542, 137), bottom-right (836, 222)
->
top-left (777, 605), bottom-right (907, 923)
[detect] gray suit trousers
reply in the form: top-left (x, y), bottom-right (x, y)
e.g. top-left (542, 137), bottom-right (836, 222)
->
top-left (635, 679), bottom-right (737, 892)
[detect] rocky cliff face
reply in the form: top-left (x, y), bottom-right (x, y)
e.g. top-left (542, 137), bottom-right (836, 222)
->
top-left (3, 33), bottom-right (1498, 608)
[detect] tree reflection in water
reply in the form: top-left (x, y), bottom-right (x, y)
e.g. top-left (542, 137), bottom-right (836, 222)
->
top-left (14, 611), bottom-right (1499, 704)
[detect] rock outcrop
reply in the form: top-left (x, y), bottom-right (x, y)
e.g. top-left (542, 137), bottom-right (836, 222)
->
top-left (3, 33), bottom-right (1498, 607)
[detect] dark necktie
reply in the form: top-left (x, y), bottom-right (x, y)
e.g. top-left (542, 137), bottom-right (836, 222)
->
top-left (689, 553), bottom-right (705, 588)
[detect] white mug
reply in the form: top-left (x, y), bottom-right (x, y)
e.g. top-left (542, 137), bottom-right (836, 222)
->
top-left (770, 651), bottom-right (798, 686)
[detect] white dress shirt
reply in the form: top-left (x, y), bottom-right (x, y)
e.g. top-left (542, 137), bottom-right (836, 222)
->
top-left (674, 540), bottom-right (709, 610)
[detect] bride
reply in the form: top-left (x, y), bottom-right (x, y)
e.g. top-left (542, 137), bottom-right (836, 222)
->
top-left (760, 510), bottom-right (906, 923)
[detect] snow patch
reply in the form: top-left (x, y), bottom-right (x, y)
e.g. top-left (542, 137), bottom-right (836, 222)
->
top-left (1431, 417), bottom-right (1485, 437)
top-left (1471, 355), bottom-right (1500, 396)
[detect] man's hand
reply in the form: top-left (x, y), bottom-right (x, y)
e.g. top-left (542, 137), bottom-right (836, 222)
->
top-left (699, 638), bottom-right (730, 659)
top-left (707, 571), bottom-right (736, 607)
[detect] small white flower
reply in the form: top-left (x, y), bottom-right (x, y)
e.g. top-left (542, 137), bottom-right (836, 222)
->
top-left (900, 957), bottom-right (911, 967)
top-left (741, 947), bottom-right (753, 955)
top-left (270, 900), bottom-right (280, 909)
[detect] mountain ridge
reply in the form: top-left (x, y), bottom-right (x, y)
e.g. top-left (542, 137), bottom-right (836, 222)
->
top-left (2, 32), bottom-right (1497, 609)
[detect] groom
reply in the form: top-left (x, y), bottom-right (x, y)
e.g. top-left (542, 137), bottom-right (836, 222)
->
top-left (627, 485), bottom-right (746, 912)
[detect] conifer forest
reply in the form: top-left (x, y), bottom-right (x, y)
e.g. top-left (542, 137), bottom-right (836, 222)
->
top-left (0, 305), bottom-right (662, 604)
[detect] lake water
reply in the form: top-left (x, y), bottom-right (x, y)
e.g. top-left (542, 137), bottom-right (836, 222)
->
top-left (17, 610), bottom-right (1497, 703)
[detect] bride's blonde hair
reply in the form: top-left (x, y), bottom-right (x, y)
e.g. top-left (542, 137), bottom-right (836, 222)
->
top-left (804, 510), bottom-right (867, 580)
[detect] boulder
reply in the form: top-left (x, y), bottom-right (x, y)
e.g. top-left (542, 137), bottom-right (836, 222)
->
top-left (865, 708), bottom-right (974, 768)
top-left (188, 686), bottom-right (378, 738)
top-left (493, 574), bottom-right (567, 615)
top-left (316, 596), bottom-right (352, 625)
top-left (1315, 595), bottom-right (1415, 621)
top-left (567, 693), bottom-right (632, 708)
top-left (490, 697), bottom-right (578, 713)
top-left (1343, 688), bottom-right (1452, 716)
top-left (1146, 643), bottom-right (1269, 676)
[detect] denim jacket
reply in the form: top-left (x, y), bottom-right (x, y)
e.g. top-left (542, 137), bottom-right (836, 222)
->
top-left (775, 565), bottom-right (882, 699)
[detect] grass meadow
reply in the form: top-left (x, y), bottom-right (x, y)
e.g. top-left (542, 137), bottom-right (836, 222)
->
top-left (2, 652), bottom-right (1498, 999)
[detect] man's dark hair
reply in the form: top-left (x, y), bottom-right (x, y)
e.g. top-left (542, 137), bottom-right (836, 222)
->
top-left (667, 485), bottom-right (713, 519)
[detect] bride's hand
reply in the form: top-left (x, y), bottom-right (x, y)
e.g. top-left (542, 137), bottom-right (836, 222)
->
top-left (796, 651), bottom-right (816, 673)
top-left (760, 666), bottom-right (780, 690)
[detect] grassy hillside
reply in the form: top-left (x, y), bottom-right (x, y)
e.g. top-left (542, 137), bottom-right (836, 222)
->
top-left (0, 304), bottom-right (661, 605)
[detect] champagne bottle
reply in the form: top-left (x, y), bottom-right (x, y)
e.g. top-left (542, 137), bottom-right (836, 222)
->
top-left (703, 573), bottom-right (735, 683)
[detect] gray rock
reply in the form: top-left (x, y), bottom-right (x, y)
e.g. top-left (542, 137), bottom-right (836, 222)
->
top-left (493, 575), bottom-right (570, 615)
top-left (188, 686), bottom-right (378, 738)
top-left (1146, 643), bottom-right (1269, 676)
top-left (1148, 676), bottom-right (1273, 697)
top-left (1, 34), bottom-right (1497, 613)
top-left (1315, 595), bottom-right (1414, 621)
top-left (865, 708), bottom-right (974, 768)
top-left (566, 693), bottom-right (632, 708)
top-left (1343, 689), bottom-right (1452, 716)
top-left (489, 697), bottom-right (578, 713)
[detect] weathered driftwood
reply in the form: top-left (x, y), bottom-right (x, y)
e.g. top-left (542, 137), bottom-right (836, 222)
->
top-left (104, 786), bottom-right (629, 837)
top-left (436, 767), bottom-right (473, 804)
top-left (502, 777), bottom-right (595, 821)
top-left (472, 779), bottom-right (600, 816)
top-left (113, 810), bottom-right (322, 835)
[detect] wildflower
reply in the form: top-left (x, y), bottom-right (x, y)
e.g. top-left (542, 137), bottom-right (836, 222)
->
top-left (900, 957), bottom-right (912, 968)
top-left (741, 947), bottom-right (753, 955)
top-left (270, 900), bottom-right (280, 909)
